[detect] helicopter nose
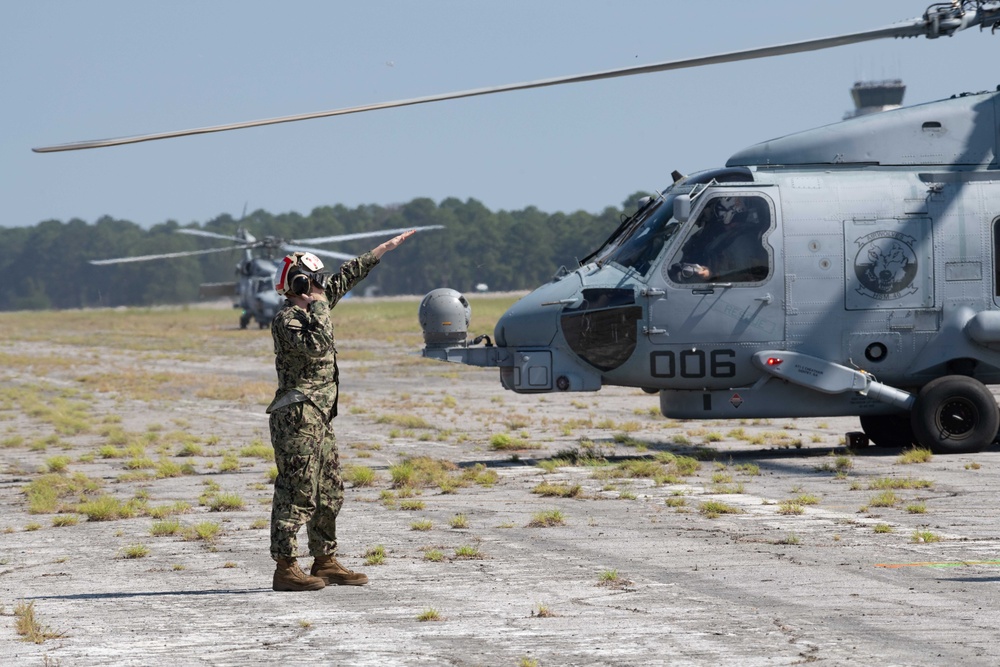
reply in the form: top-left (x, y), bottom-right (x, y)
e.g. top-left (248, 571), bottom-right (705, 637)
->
top-left (494, 276), bottom-right (581, 348)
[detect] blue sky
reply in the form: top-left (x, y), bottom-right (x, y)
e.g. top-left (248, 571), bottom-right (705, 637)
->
top-left (3, 1), bottom-right (996, 228)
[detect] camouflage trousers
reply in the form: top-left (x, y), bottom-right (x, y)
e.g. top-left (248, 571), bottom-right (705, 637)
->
top-left (269, 401), bottom-right (343, 560)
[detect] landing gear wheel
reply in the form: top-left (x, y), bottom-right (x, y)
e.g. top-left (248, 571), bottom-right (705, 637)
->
top-left (910, 375), bottom-right (999, 455)
top-left (859, 414), bottom-right (915, 448)
top-left (239, 312), bottom-right (251, 329)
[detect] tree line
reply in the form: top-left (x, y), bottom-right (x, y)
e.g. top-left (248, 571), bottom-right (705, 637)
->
top-left (0, 194), bottom-right (649, 311)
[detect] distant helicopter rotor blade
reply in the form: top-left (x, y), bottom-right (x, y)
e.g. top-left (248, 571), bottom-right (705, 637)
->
top-left (294, 225), bottom-right (444, 245)
top-left (282, 245), bottom-right (357, 262)
top-left (89, 245), bottom-right (247, 265)
top-left (34, 7), bottom-right (998, 154)
top-left (175, 228), bottom-right (249, 243)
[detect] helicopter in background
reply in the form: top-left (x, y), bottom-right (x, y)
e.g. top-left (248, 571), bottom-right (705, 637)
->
top-left (90, 225), bottom-right (441, 328)
top-left (39, 1), bottom-right (1000, 453)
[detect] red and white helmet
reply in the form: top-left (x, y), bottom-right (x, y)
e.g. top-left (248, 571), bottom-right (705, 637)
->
top-left (274, 252), bottom-right (325, 296)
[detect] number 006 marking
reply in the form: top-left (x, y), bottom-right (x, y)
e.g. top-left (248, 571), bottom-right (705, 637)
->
top-left (650, 349), bottom-right (736, 379)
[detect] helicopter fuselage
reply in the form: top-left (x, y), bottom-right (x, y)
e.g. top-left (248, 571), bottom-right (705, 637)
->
top-left (422, 88), bottom-right (1000, 449)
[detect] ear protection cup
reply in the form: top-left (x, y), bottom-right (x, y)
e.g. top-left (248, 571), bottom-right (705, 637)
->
top-left (290, 272), bottom-right (312, 296)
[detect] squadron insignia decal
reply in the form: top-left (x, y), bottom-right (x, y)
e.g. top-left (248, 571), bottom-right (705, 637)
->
top-left (853, 231), bottom-right (919, 301)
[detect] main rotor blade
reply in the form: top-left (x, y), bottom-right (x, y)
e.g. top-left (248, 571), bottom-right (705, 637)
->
top-left (33, 17), bottom-right (942, 153)
top-left (89, 245), bottom-right (244, 265)
top-left (282, 245), bottom-right (357, 262)
top-left (175, 228), bottom-right (248, 243)
top-left (294, 224), bottom-right (444, 245)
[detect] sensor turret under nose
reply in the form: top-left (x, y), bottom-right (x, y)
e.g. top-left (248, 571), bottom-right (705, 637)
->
top-left (419, 288), bottom-right (471, 348)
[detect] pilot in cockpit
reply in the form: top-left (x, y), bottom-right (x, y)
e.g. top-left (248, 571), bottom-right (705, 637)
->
top-left (671, 196), bottom-right (769, 283)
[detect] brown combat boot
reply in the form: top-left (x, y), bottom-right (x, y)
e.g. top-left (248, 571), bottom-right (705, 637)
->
top-left (273, 558), bottom-right (326, 592)
top-left (311, 555), bottom-right (369, 586)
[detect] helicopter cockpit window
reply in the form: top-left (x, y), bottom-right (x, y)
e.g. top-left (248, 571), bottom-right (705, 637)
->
top-left (599, 197), bottom-right (681, 275)
top-left (667, 195), bottom-right (771, 283)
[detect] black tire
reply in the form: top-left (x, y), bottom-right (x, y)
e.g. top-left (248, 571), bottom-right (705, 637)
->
top-left (910, 375), bottom-right (999, 454)
top-left (859, 413), bottom-right (915, 448)
top-left (239, 313), bottom-right (251, 329)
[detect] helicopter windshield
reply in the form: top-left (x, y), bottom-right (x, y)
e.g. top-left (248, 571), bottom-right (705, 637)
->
top-left (595, 195), bottom-right (680, 275)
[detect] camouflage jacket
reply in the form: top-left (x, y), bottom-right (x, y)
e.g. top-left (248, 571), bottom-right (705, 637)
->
top-left (266, 251), bottom-right (380, 418)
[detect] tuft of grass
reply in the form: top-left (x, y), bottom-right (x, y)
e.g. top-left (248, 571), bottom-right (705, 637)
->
top-left (364, 545), bottom-right (386, 565)
top-left (121, 544), bottom-right (150, 559)
top-left (410, 519), bottom-right (433, 531)
top-left (417, 608), bottom-right (442, 622)
top-left (700, 500), bottom-right (743, 518)
top-left (345, 465), bottom-right (377, 487)
top-left (912, 530), bottom-right (941, 543)
top-left (454, 544), bottom-right (484, 559)
top-left (424, 549), bottom-right (446, 562)
top-left (489, 433), bottom-right (542, 451)
top-left (399, 500), bottom-right (425, 511)
top-left (873, 523), bottom-right (894, 533)
top-left (151, 519), bottom-right (181, 536)
top-left (183, 521), bottom-right (221, 542)
top-left (76, 495), bottom-right (143, 521)
top-left (448, 514), bottom-right (469, 529)
top-left (239, 440), bottom-right (274, 461)
top-left (14, 601), bottom-right (64, 644)
top-left (897, 448), bottom-right (933, 464)
top-left (777, 501), bottom-right (805, 515)
top-left (532, 603), bottom-right (556, 618)
top-left (51, 515), bottom-right (79, 528)
top-left (209, 493), bottom-right (245, 512)
top-left (527, 509), bottom-right (566, 527)
top-left (531, 481), bottom-right (583, 498)
top-left (869, 477), bottom-right (933, 490)
top-left (868, 490), bottom-right (900, 508)
top-left (44, 455), bottom-right (71, 473)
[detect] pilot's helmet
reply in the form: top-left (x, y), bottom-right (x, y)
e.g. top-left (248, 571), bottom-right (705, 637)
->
top-left (716, 197), bottom-right (746, 225)
top-left (275, 251), bottom-right (326, 296)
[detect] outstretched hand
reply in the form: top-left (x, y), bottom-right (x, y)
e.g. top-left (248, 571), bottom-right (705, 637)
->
top-left (372, 229), bottom-right (416, 259)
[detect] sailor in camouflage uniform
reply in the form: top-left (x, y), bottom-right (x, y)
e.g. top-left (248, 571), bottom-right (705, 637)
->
top-left (267, 229), bottom-right (415, 592)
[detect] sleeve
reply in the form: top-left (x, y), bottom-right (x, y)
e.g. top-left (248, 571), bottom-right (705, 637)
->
top-left (325, 251), bottom-right (381, 306)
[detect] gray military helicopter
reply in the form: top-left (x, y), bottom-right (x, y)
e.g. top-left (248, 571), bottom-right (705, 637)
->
top-left (37, 1), bottom-right (1000, 453)
top-left (90, 225), bottom-right (441, 328)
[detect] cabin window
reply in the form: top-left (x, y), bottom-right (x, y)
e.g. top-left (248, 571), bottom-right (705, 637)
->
top-left (667, 195), bottom-right (771, 283)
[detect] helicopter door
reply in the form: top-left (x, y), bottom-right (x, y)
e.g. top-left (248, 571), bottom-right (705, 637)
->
top-left (646, 192), bottom-right (784, 345)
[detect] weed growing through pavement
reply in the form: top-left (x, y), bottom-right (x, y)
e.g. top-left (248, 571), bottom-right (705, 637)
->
top-left (869, 477), bottom-right (932, 490)
top-left (777, 501), bottom-right (805, 515)
top-left (897, 448), bottom-right (933, 464)
top-left (531, 482), bottom-right (583, 498)
top-left (417, 608), bottom-right (442, 622)
top-left (365, 545), bottom-right (386, 565)
top-left (527, 509), bottom-right (566, 527)
top-left (51, 515), bottom-right (79, 528)
top-left (121, 544), bottom-right (150, 559)
top-left (873, 523), bottom-right (893, 533)
top-left (183, 521), bottom-right (221, 542)
top-left (345, 465), bottom-right (377, 487)
top-left (399, 500), bottom-right (425, 511)
top-left (209, 493), bottom-right (246, 512)
top-left (424, 549), bottom-right (446, 562)
top-left (912, 530), bottom-right (941, 543)
top-left (13, 601), bottom-right (64, 643)
top-left (454, 544), bottom-right (484, 559)
top-left (449, 514), bottom-right (469, 529)
top-left (868, 491), bottom-right (900, 508)
top-left (151, 519), bottom-right (181, 536)
top-left (410, 520), bottom-right (433, 531)
top-left (700, 500), bottom-right (743, 518)
top-left (532, 603), bottom-right (556, 618)
top-left (489, 433), bottom-right (542, 451)
top-left (966, 462), bottom-right (981, 470)
top-left (907, 503), bottom-right (927, 514)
